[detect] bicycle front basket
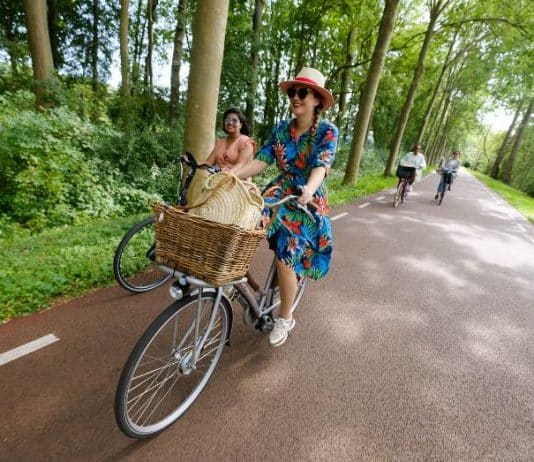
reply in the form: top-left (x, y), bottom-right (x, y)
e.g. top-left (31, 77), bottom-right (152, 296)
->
top-left (153, 203), bottom-right (265, 286)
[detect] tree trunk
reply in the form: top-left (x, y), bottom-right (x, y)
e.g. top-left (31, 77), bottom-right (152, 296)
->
top-left (23, 0), bottom-right (56, 108)
top-left (415, 30), bottom-right (457, 145)
top-left (47, 0), bottom-right (60, 68)
top-left (343, 0), bottom-right (401, 184)
top-left (502, 98), bottom-right (534, 184)
top-left (295, 20), bottom-right (306, 73)
top-left (144, 0), bottom-right (156, 97)
top-left (245, 0), bottom-right (263, 135)
top-left (131, 0), bottom-right (144, 89)
top-left (335, 26), bottom-right (357, 131)
top-left (170, 0), bottom-right (187, 120)
top-left (490, 104), bottom-right (522, 178)
top-left (184, 0), bottom-right (229, 161)
top-left (427, 89), bottom-right (451, 163)
top-left (91, 0), bottom-right (99, 91)
top-left (384, 0), bottom-right (449, 176)
top-left (119, 0), bottom-right (130, 98)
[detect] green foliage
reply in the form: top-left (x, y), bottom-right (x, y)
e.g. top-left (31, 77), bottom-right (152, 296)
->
top-left (328, 174), bottom-right (398, 207)
top-left (0, 91), bottom-right (160, 231)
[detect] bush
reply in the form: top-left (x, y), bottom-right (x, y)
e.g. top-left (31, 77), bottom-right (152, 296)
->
top-left (0, 91), bottom-right (160, 231)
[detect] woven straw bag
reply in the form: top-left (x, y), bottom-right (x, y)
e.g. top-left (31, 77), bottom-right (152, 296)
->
top-left (186, 172), bottom-right (264, 229)
top-left (184, 167), bottom-right (213, 205)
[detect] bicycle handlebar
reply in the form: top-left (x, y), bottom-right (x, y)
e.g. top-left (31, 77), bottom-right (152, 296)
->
top-left (265, 187), bottom-right (318, 223)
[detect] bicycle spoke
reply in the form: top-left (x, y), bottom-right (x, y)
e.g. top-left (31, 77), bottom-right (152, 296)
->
top-left (127, 360), bottom-right (177, 408)
top-left (130, 367), bottom-right (181, 420)
top-left (129, 361), bottom-right (177, 393)
top-left (132, 371), bottom-right (178, 424)
top-left (140, 373), bottom-right (183, 426)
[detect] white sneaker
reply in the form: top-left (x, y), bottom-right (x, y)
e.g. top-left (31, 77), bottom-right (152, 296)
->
top-left (407, 185), bottom-right (413, 192)
top-left (269, 317), bottom-right (296, 347)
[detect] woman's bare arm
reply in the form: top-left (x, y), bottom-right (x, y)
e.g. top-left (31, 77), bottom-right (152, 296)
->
top-left (228, 142), bottom-right (254, 173)
top-left (297, 166), bottom-right (326, 205)
top-left (233, 158), bottom-right (268, 180)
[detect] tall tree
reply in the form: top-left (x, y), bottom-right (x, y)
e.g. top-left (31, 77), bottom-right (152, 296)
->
top-left (91, 0), bottom-right (100, 91)
top-left (23, 0), bottom-right (56, 108)
top-left (184, 0), bottom-right (230, 161)
top-left (335, 25), bottom-right (357, 131)
top-left (170, 0), bottom-right (188, 120)
top-left (47, 0), bottom-right (60, 68)
top-left (343, 0), bottom-right (401, 184)
top-left (415, 29), bottom-right (457, 145)
top-left (120, 0), bottom-right (130, 98)
top-left (384, 0), bottom-right (451, 176)
top-left (245, 0), bottom-right (263, 135)
top-left (131, 0), bottom-right (146, 89)
top-left (503, 98), bottom-right (533, 184)
top-left (490, 104), bottom-right (522, 178)
top-left (144, 0), bottom-right (157, 98)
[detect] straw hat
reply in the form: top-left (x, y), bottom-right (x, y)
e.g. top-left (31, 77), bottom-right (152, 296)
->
top-left (279, 67), bottom-right (334, 110)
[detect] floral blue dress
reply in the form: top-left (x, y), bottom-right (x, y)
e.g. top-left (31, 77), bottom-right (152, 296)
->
top-left (256, 119), bottom-right (338, 280)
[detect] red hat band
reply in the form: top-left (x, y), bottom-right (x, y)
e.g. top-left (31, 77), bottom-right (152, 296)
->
top-left (294, 77), bottom-right (320, 87)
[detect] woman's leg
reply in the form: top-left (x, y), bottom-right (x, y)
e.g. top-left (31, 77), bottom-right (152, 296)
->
top-left (276, 258), bottom-right (298, 320)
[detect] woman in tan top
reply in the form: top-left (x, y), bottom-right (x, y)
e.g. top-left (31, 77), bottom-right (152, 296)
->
top-left (205, 108), bottom-right (255, 172)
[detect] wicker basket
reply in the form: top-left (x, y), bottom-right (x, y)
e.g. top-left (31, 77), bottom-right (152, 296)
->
top-left (153, 203), bottom-right (265, 286)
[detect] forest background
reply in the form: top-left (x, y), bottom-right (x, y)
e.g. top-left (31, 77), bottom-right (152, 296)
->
top-left (0, 0), bottom-right (532, 320)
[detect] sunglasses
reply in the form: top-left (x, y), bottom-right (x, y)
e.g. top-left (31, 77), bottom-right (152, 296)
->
top-left (287, 87), bottom-right (312, 100)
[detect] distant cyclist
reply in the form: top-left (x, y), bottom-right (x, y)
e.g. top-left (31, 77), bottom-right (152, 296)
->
top-left (435, 150), bottom-right (460, 199)
top-left (398, 143), bottom-right (427, 191)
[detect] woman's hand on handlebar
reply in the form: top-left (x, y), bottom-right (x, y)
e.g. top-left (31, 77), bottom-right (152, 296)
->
top-left (297, 185), bottom-right (313, 205)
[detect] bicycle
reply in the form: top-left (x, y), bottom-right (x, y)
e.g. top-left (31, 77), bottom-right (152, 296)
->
top-left (114, 193), bottom-right (313, 439)
top-left (434, 167), bottom-right (455, 205)
top-left (393, 165), bottom-right (416, 208)
top-left (113, 153), bottom-right (220, 293)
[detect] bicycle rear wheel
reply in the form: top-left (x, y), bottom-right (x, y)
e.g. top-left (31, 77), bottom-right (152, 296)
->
top-left (115, 292), bottom-right (231, 439)
top-left (113, 216), bottom-right (171, 293)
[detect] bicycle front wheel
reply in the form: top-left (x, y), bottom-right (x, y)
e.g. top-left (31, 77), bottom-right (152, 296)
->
top-left (115, 292), bottom-right (231, 439)
top-left (113, 216), bottom-right (170, 293)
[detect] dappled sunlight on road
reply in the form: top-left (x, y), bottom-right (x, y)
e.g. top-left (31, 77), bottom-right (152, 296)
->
top-left (462, 316), bottom-right (532, 380)
top-left (368, 307), bottom-right (428, 326)
top-left (398, 255), bottom-right (468, 289)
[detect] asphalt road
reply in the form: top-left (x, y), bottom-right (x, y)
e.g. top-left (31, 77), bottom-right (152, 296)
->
top-left (1, 171), bottom-right (533, 461)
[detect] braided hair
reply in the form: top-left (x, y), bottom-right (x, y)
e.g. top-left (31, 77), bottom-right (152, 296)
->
top-left (306, 97), bottom-right (323, 155)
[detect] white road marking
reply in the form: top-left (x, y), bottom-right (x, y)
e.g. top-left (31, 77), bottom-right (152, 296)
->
top-left (331, 212), bottom-right (348, 221)
top-left (0, 334), bottom-right (59, 367)
top-left (376, 196), bottom-right (385, 200)
top-left (358, 202), bottom-right (370, 208)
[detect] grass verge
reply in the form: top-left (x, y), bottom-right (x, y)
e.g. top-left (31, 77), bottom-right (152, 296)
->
top-left (472, 171), bottom-right (534, 223)
top-left (0, 173), bottom-right (398, 323)
top-left (0, 214), bottom-right (147, 322)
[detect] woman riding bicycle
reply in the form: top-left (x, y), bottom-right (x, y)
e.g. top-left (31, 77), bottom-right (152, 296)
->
top-left (234, 67), bottom-right (338, 347)
top-left (398, 143), bottom-right (427, 191)
top-left (435, 150), bottom-right (460, 199)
